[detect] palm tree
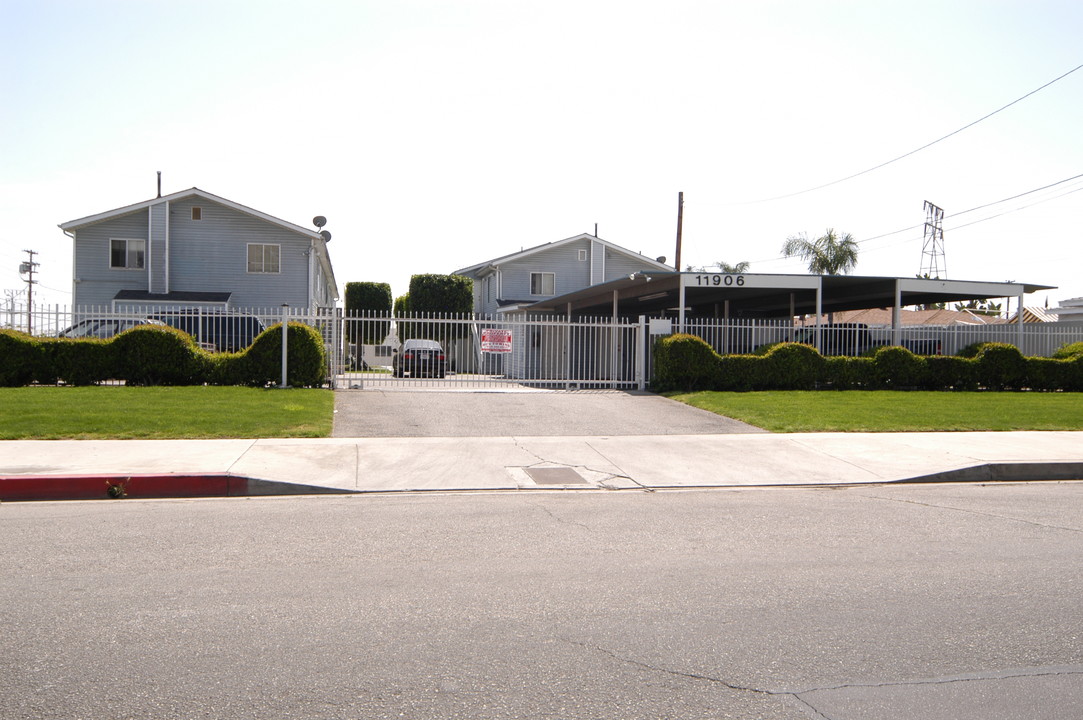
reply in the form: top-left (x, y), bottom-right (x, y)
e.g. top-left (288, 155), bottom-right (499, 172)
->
top-left (685, 261), bottom-right (750, 273)
top-left (714, 261), bottom-right (750, 273)
top-left (781, 229), bottom-right (859, 275)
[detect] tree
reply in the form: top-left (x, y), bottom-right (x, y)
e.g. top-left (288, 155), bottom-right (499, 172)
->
top-left (781, 229), bottom-right (859, 276)
top-left (954, 298), bottom-right (1002, 316)
top-left (685, 261), bottom-right (750, 273)
top-left (344, 281), bottom-right (393, 345)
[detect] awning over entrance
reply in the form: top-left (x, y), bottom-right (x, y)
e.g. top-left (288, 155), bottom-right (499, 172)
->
top-left (522, 271), bottom-right (1053, 321)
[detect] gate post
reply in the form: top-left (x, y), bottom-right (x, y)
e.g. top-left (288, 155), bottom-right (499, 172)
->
top-left (636, 315), bottom-right (646, 390)
top-left (280, 304), bottom-right (289, 389)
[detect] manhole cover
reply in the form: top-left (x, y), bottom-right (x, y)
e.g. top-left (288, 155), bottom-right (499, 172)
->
top-left (524, 467), bottom-right (588, 485)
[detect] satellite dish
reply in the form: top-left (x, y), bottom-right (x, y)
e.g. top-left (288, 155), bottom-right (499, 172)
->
top-left (312, 215), bottom-right (327, 228)
top-left (656, 256), bottom-right (667, 264)
top-left (319, 230), bottom-right (332, 243)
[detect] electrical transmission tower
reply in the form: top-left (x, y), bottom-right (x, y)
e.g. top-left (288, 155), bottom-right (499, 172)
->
top-left (919, 201), bottom-right (946, 279)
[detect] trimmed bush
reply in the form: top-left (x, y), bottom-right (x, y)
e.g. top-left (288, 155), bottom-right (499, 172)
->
top-left (872, 346), bottom-right (927, 389)
top-left (716, 354), bottom-right (764, 391)
top-left (957, 342), bottom-right (995, 358)
top-left (923, 355), bottom-right (977, 390)
top-left (0, 330), bottom-right (37, 387)
top-left (974, 343), bottom-right (1026, 390)
top-left (762, 343), bottom-right (823, 390)
top-left (236, 322), bottom-right (327, 388)
top-left (111, 325), bottom-right (208, 386)
top-left (653, 333), bottom-right (721, 391)
top-left (1052, 341), bottom-right (1083, 360)
top-left (824, 356), bottom-right (876, 389)
top-left (43, 338), bottom-right (114, 386)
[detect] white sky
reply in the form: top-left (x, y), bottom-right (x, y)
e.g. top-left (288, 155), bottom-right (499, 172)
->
top-left (2, 0), bottom-right (1081, 312)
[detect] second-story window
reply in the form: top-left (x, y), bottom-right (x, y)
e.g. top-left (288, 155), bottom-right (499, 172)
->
top-left (247, 243), bottom-right (280, 273)
top-left (530, 272), bottom-right (555, 296)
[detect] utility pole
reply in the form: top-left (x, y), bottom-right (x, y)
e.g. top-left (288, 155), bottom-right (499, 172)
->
top-left (19, 249), bottom-right (38, 334)
top-left (674, 191), bottom-right (684, 271)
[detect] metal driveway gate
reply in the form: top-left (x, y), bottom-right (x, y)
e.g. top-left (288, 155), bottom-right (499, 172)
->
top-left (335, 313), bottom-right (644, 390)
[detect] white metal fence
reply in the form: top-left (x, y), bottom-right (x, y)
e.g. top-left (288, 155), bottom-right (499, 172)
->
top-left (339, 312), bottom-right (643, 390)
top-left (7, 303), bottom-right (1083, 389)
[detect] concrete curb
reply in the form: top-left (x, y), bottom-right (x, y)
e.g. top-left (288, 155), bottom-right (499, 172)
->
top-left (0, 473), bottom-right (354, 503)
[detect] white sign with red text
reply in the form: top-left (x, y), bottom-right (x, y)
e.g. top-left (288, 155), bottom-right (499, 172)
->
top-left (481, 328), bottom-right (513, 353)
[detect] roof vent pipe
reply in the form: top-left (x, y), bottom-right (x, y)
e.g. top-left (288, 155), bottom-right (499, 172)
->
top-left (157, 171), bottom-right (162, 198)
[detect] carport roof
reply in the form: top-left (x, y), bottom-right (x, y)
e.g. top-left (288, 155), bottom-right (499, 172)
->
top-left (521, 272), bottom-right (1054, 318)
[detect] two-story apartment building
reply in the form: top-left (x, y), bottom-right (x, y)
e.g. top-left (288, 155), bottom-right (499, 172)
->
top-left (452, 233), bottom-right (672, 316)
top-left (60, 187), bottom-right (339, 312)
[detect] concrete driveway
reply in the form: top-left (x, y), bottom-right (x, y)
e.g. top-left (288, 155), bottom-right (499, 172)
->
top-left (332, 389), bottom-right (766, 437)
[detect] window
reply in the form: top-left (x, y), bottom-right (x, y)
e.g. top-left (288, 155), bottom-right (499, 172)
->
top-left (530, 272), bottom-right (555, 296)
top-left (110, 238), bottom-right (145, 269)
top-left (247, 243), bottom-right (280, 273)
top-left (578, 249), bottom-right (587, 261)
top-left (191, 207), bottom-right (202, 220)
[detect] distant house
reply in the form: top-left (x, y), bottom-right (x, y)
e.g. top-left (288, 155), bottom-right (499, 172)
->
top-left (452, 233), bottom-right (672, 315)
top-left (59, 187), bottom-right (339, 312)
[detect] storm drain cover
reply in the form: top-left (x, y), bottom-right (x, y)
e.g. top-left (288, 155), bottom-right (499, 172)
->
top-left (525, 467), bottom-right (588, 485)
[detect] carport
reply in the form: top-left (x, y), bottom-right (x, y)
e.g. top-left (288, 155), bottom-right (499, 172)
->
top-left (524, 271), bottom-right (1053, 349)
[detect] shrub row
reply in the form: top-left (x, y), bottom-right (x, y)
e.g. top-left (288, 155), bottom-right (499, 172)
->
top-left (653, 335), bottom-right (1083, 392)
top-left (0, 323), bottom-right (327, 388)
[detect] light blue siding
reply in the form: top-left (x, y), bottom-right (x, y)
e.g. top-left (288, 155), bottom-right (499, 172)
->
top-left (71, 197), bottom-right (331, 310)
top-left (149, 202), bottom-right (167, 293)
top-left (72, 210), bottom-right (150, 307)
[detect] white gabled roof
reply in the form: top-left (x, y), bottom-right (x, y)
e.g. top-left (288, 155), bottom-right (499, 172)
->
top-left (452, 233), bottom-right (673, 276)
top-left (59, 187), bottom-right (339, 301)
top-left (59, 187), bottom-right (324, 241)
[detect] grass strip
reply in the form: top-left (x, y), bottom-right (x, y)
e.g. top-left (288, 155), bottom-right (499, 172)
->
top-left (667, 390), bottom-right (1083, 432)
top-left (0, 386), bottom-right (333, 439)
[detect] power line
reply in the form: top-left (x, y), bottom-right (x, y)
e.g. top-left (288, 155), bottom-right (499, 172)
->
top-left (735, 63), bottom-right (1083, 204)
top-left (740, 171), bottom-right (1083, 266)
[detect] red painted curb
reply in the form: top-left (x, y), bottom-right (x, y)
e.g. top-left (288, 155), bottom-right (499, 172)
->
top-left (0, 473), bottom-right (249, 502)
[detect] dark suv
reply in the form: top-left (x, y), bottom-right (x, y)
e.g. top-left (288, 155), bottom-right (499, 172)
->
top-left (392, 339), bottom-right (446, 378)
top-left (152, 312), bottom-right (266, 352)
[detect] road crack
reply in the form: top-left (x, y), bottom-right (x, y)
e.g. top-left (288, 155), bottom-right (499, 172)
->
top-left (856, 491), bottom-right (1083, 534)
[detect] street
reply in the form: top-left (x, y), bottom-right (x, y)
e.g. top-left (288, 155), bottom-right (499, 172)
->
top-left (2, 482), bottom-right (1082, 719)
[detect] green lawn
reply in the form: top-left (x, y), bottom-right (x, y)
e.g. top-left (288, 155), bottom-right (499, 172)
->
top-left (667, 390), bottom-right (1083, 432)
top-left (0, 386), bottom-right (333, 439)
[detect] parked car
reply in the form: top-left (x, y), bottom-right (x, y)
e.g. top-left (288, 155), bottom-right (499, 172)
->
top-left (392, 339), bottom-right (447, 378)
top-left (151, 312), bottom-right (266, 352)
top-left (58, 317), bottom-right (167, 339)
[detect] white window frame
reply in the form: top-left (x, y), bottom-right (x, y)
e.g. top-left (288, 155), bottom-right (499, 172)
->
top-left (247, 243), bottom-right (281, 274)
top-left (109, 238), bottom-right (145, 270)
top-left (530, 271), bottom-right (556, 296)
top-left (577, 249), bottom-right (587, 261)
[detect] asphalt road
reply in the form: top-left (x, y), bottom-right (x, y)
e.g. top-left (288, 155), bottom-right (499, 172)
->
top-left (3, 483), bottom-right (1082, 719)
top-left (332, 389), bottom-right (765, 437)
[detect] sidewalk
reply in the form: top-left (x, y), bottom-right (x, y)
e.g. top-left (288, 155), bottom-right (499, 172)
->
top-left (2, 431), bottom-right (1083, 501)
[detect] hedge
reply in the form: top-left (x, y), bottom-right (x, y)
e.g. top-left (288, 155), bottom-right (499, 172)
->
top-left (0, 322), bottom-right (327, 388)
top-left (653, 334), bottom-right (1083, 392)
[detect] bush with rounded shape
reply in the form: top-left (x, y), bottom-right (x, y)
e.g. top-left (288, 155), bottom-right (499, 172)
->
top-left (239, 322), bottom-right (327, 387)
top-left (957, 342), bottom-right (995, 358)
top-left (762, 342), bottom-right (823, 390)
top-left (111, 325), bottom-right (207, 386)
top-left (974, 342), bottom-right (1026, 390)
top-left (0, 329), bottom-right (37, 386)
top-left (1052, 341), bottom-right (1083, 360)
top-left (872, 346), bottom-right (927, 388)
top-left (653, 333), bottom-right (721, 391)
